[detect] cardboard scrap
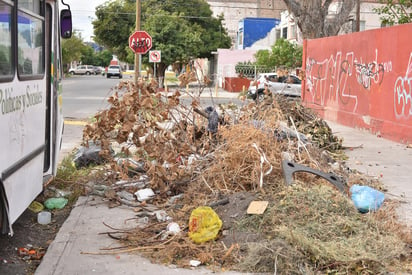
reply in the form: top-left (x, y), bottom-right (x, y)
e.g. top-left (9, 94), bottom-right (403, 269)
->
top-left (246, 201), bottom-right (268, 214)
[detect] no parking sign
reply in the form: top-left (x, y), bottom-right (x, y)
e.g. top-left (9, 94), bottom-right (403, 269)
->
top-left (149, 50), bottom-right (161, 63)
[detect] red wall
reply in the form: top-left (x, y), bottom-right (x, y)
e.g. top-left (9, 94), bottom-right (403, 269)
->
top-left (302, 23), bottom-right (412, 143)
top-left (224, 77), bottom-right (250, 92)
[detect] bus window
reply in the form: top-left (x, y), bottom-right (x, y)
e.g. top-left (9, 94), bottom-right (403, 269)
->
top-left (17, 0), bottom-right (44, 78)
top-left (0, 2), bottom-right (13, 79)
top-left (18, 0), bottom-right (42, 14)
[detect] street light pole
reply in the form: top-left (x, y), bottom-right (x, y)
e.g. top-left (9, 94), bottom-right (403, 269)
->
top-left (134, 0), bottom-right (141, 86)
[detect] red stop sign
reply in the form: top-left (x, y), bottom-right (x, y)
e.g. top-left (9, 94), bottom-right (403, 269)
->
top-left (129, 31), bottom-right (152, 54)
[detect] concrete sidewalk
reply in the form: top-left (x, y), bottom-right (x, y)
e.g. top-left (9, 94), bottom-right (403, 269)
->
top-left (327, 121), bottom-right (412, 228)
top-left (35, 96), bottom-right (412, 275)
top-left (35, 196), bottom-right (240, 275)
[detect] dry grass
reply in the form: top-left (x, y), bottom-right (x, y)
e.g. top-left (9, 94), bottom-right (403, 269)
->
top-left (80, 81), bottom-right (412, 274)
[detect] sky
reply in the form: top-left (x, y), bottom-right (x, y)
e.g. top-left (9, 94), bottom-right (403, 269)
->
top-left (65, 0), bottom-right (107, 42)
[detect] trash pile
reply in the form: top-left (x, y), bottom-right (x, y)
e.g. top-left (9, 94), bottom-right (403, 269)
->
top-left (78, 76), bottom-right (411, 274)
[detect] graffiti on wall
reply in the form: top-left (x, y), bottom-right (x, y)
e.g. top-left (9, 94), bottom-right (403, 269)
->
top-left (305, 49), bottom-right (392, 112)
top-left (305, 51), bottom-right (356, 110)
top-left (303, 23), bottom-right (412, 143)
top-left (394, 52), bottom-right (412, 119)
top-left (354, 49), bottom-right (389, 90)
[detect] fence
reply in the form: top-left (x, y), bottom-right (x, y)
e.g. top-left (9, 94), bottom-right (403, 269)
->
top-left (234, 65), bottom-right (275, 79)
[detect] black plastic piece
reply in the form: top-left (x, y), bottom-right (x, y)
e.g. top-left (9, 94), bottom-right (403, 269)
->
top-left (281, 160), bottom-right (346, 193)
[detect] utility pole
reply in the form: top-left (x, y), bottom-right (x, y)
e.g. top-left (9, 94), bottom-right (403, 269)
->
top-left (356, 0), bottom-right (360, 32)
top-left (134, 0), bottom-right (141, 86)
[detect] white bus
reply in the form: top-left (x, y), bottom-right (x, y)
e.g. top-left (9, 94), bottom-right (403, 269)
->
top-left (0, 0), bottom-right (72, 234)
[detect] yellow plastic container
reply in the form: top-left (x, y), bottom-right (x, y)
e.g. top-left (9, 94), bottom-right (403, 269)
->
top-left (28, 201), bottom-right (44, 213)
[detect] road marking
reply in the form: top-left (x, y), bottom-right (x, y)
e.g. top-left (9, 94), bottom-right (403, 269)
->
top-left (66, 96), bottom-right (109, 100)
top-left (64, 120), bottom-right (88, 126)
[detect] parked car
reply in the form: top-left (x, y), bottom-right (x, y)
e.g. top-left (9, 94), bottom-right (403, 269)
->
top-left (247, 72), bottom-right (302, 101)
top-left (93, 66), bottom-right (103, 75)
top-left (69, 65), bottom-right (95, 75)
top-left (106, 65), bottom-right (122, 78)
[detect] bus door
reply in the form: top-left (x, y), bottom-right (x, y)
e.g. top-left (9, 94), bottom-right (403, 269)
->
top-left (43, 1), bottom-right (70, 179)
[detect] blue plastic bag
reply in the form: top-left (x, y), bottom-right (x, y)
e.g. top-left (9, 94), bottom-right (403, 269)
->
top-left (350, 184), bottom-right (385, 213)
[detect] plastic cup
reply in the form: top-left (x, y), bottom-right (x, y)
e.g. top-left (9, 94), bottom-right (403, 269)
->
top-left (37, 211), bottom-right (51, 225)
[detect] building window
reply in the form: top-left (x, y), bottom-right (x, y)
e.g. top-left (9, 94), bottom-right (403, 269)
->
top-left (352, 20), bottom-right (366, 32)
top-left (282, 27), bottom-right (287, 39)
top-left (360, 20), bottom-right (365, 31)
top-left (291, 24), bottom-right (297, 39)
top-left (276, 29), bottom-right (281, 40)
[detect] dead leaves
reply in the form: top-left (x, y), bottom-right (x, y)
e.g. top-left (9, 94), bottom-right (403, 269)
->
top-left (82, 79), bottom-right (214, 193)
top-left (178, 71), bottom-right (197, 87)
top-left (78, 78), bottom-right (412, 274)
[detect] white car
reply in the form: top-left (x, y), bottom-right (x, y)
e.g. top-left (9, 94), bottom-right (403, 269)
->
top-left (106, 65), bottom-right (123, 78)
top-left (247, 72), bottom-right (302, 100)
top-left (69, 65), bottom-right (95, 75)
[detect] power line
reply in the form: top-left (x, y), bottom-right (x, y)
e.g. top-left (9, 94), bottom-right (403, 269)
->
top-left (71, 2), bottom-right (288, 14)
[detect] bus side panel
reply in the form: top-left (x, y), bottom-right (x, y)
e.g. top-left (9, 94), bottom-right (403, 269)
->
top-left (0, 80), bottom-right (47, 230)
top-left (0, 81), bottom-right (47, 166)
top-left (3, 154), bottom-right (43, 225)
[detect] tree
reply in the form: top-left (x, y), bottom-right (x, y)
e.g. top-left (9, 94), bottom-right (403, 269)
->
top-left (374, 0), bottom-right (412, 25)
top-left (142, 0), bottom-right (231, 59)
top-left (80, 46), bottom-right (96, 65)
top-left (61, 31), bottom-right (112, 71)
top-left (92, 0), bottom-right (231, 79)
top-left (282, 0), bottom-right (356, 39)
top-left (141, 10), bottom-right (207, 79)
top-left (254, 50), bottom-right (271, 67)
top-left (255, 38), bottom-right (302, 69)
top-left (235, 39), bottom-right (302, 77)
top-left (94, 50), bottom-right (113, 67)
top-left (61, 31), bottom-right (86, 70)
top-left (93, 0), bottom-right (135, 62)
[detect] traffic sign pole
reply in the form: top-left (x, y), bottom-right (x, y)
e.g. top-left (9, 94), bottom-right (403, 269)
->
top-left (148, 51), bottom-right (161, 80)
top-left (134, 0), bottom-right (141, 86)
top-left (129, 31), bottom-right (152, 87)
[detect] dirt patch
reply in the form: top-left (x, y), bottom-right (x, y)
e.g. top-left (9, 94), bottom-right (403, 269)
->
top-left (213, 192), bottom-right (261, 247)
top-left (0, 193), bottom-right (72, 275)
